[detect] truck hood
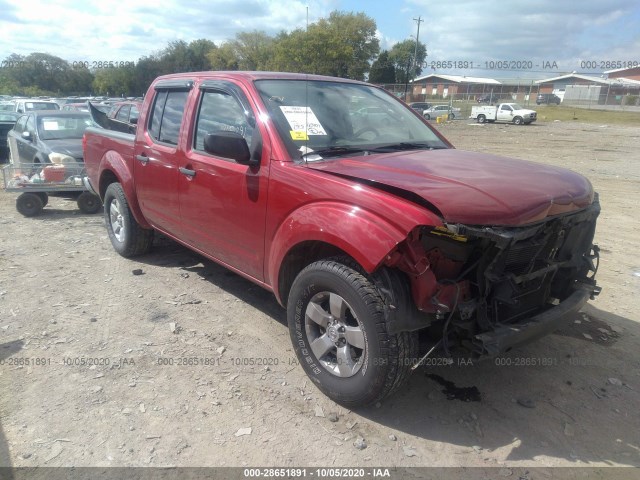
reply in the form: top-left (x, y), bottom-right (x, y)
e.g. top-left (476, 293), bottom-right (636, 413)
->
top-left (306, 149), bottom-right (594, 226)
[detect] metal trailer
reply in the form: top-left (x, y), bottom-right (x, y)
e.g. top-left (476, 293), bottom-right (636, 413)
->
top-left (2, 162), bottom-right (102, 216)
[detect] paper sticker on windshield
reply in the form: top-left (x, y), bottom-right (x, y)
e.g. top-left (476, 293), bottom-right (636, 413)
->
top-left (42, 121), bottom-right (60, 130)
top-left (290, 130), bottom-right (309, 141)
top-left (280, 106), bottom-right (327, 136)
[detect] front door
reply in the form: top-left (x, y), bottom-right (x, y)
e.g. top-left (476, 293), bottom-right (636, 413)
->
top-left (178, 82), bottom-right (269, 281)
top-left (496, 104), bottom-right (513, 122)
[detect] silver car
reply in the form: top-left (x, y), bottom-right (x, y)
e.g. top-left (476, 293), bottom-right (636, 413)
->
top-left (422, 104), bottom-right (461, 120)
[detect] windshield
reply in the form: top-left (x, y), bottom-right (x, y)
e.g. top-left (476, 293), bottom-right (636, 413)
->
top-left (37, 114), bottom-right (93, 140)
top-left (254, 79), bottom-right (448, 161)
top-left (509, 104), bottom-right (523, 110)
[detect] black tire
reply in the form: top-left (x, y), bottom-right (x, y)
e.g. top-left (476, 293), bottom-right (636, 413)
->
top-left (287, 259), bottom-right (418, 407)
top-left (103, 182), bottom-right (153, 257)
top-left (16, 193), bottom-right (43, 217)
top-left (77, 191), bottom-right (102, 214)
top-left (477, 115), bottom-right (486, 124)
top-left (35, 192), bottom-right (48, 207)
top-left (448, 113), bottom-right (455, 120)
top-left (513, 116), bottom-right (524, 125)
top-left (424, 114), bottom-right (431, 120)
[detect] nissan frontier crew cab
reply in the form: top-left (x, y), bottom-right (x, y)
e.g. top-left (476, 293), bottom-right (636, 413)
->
top-left (83, 72), bottom-right (600, 407)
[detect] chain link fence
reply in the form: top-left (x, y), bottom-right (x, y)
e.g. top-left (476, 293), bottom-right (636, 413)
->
top-left (377, 82), bottom-right (640, 115)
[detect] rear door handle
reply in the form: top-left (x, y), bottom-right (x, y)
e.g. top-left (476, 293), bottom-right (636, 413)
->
top-left (135, 154), bottom-right (149, 165)
top-left (179, 167), bottom-right (196, 178)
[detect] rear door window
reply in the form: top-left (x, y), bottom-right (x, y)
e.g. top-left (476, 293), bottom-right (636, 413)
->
top-left (148, 90), bottom-right (188, 146)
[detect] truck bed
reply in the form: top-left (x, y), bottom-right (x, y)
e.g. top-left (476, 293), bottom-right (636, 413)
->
top-left (83, 127), bottom-right (135, 195)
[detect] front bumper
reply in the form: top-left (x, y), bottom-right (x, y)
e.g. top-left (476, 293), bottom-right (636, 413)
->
top-left (472, 284), bottom-right (596, 356)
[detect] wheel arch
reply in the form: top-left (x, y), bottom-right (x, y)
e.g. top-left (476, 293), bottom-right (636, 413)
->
top-left (98, 152), bottom-right (151, 229)
top-left (268, 203), bottom-right (414, 306)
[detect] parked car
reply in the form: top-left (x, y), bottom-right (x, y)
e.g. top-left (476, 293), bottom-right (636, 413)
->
top-left (423, 104), bottom-right (461, 120)
top-left (408, 102), bottom-right (432, 113)
top-left (91, 101), bottom-right (141, 134)
top-left (536, 93), bottom-right (561, 105)
top-left (91, 103), bottom-right (112, 114)
top-left (83, 71), bottom-right (601, 407)
top-left (0, 102), bottom-right (16, 112)
top-left (476, 94), bottom-right (499, 104)
top-left (62, 102), bottom-right (90, 112)
top-left (7, 111), bottom-right (93, 167)
top-left (14, 100), bottom-right (60, 114)
top-left (0, 112), bottom-right (19, 163)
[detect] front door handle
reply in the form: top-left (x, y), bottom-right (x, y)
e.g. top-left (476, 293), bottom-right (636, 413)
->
top-left (179, 167), bottom-right (196, 178)
top-left (135, 154), bottom-right (149, 165)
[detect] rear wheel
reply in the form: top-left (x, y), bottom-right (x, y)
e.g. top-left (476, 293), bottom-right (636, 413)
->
top-left (103, 182), bottom-right (153, 257)
top-left (77, 191), bottom-right (102, 214)
top-left (16, 193), bottom-right (44, 217)
top-left (477, 115), bottom-right (486, 124)
top-left (287, 259), bottom-right (418, 407)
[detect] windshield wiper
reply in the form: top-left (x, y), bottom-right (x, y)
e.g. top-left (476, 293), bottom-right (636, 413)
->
top-left (369, 142), bottom-right (448, 152)
top-left (300, 146), bottom-right (370, 160)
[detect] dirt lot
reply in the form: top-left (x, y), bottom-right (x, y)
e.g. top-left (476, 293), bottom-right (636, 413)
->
top-left (0, 119), bottom-right (639, 476)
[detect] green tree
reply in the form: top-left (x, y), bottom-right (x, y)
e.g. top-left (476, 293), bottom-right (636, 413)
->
top-left (207, 43), bottom-right (239, 71)
top-left (388, 39), bottom-right (427, 84)
top-left (368, 51), bottom-right (396, 83)
top-left (230, 31), bottom-right (274, 70)
top-left (0, 52), bottom-right (93, 95)
top-left (93, 66), bottom-right (137, 96)
top-left (271, 11), bottom-right (379, 80)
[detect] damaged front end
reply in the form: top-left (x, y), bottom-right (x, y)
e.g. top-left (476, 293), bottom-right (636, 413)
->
top-left (384, 195), bottom-right (601, 358)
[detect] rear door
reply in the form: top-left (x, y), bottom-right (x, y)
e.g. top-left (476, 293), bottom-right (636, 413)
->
top-left (178, 81), bottom-right (269, 280)
top-left (134, 81), bottom-right (192, 235)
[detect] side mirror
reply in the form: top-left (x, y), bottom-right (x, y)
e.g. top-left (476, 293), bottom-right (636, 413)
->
top-left (204, 132), bottom-right (254, 166)
top-left (21, 131), bottom-right (32, 141)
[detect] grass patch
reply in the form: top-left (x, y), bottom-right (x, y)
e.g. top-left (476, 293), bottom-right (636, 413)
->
top-left (532, 106), bottom-right (640, 126)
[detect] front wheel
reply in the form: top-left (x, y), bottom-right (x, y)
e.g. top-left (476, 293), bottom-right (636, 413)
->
top-left (103, 182), bottom-right (153, 257)
top-left (287, 259), bottom-right (418, 407)
top-left (16, 192), bottom-right (43, 217)
top-left (424, 114), bottom-right (431, 120)
top-left (513, 116), bottom-right (524, 125)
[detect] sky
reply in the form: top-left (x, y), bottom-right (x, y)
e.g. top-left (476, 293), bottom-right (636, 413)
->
top-left (1, 0), bottom-right (639, 80)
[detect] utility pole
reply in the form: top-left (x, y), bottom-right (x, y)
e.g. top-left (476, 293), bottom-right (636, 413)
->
top-left (409, 16), bottom-right (424, 101)
top-left (412, 16), bottom-right (424, 76)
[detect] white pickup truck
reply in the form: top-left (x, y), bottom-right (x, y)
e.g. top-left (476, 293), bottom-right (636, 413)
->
top-left (470, 103), bottom-right (537, 125)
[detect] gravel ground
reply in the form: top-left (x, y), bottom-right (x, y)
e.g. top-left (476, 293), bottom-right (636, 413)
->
top-left (0, 119), bottom-right (639, 477)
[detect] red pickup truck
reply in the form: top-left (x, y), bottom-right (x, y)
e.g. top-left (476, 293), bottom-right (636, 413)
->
top-left (83, 71), bottom-right (600, 406)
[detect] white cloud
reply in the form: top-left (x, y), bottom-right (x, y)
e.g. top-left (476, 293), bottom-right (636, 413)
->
top-left (0, 0), bottom-right (637, 77)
